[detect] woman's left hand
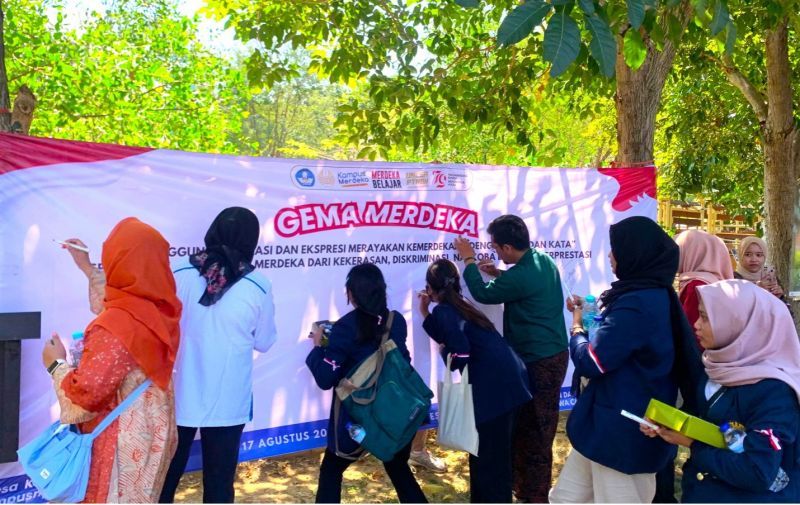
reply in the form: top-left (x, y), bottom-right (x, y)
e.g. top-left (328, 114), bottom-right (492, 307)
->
top-left (770, 283), bottom-right (784, 297)
top-left (42, 332), bottom-right (67, 368)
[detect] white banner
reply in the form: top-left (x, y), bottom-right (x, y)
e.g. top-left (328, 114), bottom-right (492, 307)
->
top-left (0, 133), bottom-right (656, 503)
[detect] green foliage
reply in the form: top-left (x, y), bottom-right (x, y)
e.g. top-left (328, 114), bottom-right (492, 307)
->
top-left (658, 0), bottom-right (800, 225)
top-left (5, 0), bottom-right (246, 152)
top-left (497, 1), bottom-right (551, 47)
top-left (623, 29), bottom-right (647, 69)
top-left (235, 71), bottom-right (354, 159)
top-left (585, 12), bottom-right (618, 76)
top-left (543, 7), bottom-right (581, 77)
top-left (627, 0), bottom-right (646, 29)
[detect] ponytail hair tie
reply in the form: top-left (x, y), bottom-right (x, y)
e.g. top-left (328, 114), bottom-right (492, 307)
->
top-left (444, 277), bottom-right (456, 287)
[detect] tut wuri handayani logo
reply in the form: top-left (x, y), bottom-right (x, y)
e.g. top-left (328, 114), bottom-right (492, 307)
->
top-left (294, 168), bottom-right (316, 187)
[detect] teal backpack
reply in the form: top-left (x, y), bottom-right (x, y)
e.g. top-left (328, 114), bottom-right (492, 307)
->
top-left (334, 312), bottom-right (433, 462)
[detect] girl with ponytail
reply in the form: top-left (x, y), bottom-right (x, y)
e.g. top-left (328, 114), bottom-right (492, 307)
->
top-left (418, 259), bottom-right (532, 503)
top-left (306, 263), bottom-right (427, 503)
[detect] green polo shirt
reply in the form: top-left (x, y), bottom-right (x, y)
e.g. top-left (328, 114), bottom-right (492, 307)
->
top-left (463, 248), bottom-right (567, 363)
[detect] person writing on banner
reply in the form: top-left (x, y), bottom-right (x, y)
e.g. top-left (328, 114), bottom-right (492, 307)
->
top-left (454, 214), bottom-right (568, 503)
top-left (46, 217), bottom-right (181, 502)
top-left (641, 279), bottom-right (800, 503)
top-left (305, 263), bottom-right (427, 504)
top-left (417, 258), bottom-right (531, 503)
top-left (64, 207), bottom-right (278, 504)
top-left (549, 216), bottom-right (696, 503)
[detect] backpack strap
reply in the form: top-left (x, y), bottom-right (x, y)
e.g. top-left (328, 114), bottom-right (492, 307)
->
top-left (349, 312), bottom-right (394, 405)
top-left (88, 378), bottom-right (152, 441)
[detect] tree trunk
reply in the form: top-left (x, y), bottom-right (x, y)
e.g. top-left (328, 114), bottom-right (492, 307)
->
top-left (11, 85), bottom-right (35, 134)
top-left (614, 9), bottom-right (686, 166)
top-left (0, 0), bottom-right (12, 131)
top-left (762, 19), bottom-right (798, 288)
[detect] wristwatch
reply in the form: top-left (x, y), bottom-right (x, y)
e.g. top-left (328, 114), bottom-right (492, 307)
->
top-left (46, 358), bottom-right (67, 376)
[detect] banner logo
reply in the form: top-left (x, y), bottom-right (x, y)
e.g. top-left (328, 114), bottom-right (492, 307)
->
top-left (291, 165), bottom-right (470, 191)
top-left (317, 168), bottom-right (336, 186)
top-left (294, 168), bottom-right (316, 187)
top-left (432, 170), bottom-right (448, 188)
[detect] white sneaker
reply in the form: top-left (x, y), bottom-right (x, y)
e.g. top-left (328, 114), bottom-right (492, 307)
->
top-left (409, 449), bottom-right (446, 473)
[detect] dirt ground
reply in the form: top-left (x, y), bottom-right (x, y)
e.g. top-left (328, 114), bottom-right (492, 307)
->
top-left (174, 412), bottom-right (687, 503)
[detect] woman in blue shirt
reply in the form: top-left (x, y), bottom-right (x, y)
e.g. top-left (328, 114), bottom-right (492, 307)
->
top-left (642, 279), bottom-right (800, 503)
top-left (306, 263), bottom-right (427, 503)
top-left (418, 259), bottom-right (531, 503)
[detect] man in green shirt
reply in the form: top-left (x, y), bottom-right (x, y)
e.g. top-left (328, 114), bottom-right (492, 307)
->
top-left (455, 214), bottom-right (568, 503)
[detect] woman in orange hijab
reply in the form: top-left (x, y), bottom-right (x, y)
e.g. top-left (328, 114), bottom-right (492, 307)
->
top-left (42, 218), bottom-right (182, 503)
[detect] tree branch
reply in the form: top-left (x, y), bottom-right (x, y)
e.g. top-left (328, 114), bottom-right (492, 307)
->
top-left (71, 106), bottom-right (203, 119)
top-left (721, 55), bottom-right (768, 123)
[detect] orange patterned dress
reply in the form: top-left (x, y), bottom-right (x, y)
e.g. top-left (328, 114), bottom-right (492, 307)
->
top-left (52, 326), bottom-right (177, 503)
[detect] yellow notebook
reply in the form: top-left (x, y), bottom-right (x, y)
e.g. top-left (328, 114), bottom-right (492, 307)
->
top-left (645, 399), bottom-right (727, 449)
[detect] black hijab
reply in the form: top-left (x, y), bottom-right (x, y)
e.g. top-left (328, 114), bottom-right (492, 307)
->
top-left (189, 207), bottom-right (260, 306)
top-left (599, 216), bottom-right (680, 310)
top-left (577, 217), bottom-right (704, 413)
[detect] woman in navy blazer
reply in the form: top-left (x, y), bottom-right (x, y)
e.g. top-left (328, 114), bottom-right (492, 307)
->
top-left (643, 280), bottom-right (800, 503)
top-left (418, 259), bottom-right (531, 503)
top-left (306, 263), bottom-right (427, 504)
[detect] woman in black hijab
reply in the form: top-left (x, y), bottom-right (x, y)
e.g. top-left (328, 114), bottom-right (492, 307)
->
top-left (160, 207), bottom-right (278, 504)
top-left (549, 217), bottom-right (699, 503)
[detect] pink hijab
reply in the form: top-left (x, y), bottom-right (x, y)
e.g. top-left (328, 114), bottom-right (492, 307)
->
top-left (675, 229), bottom-right (734, 293)
top-left (696, 279), bottom-right (800, 402)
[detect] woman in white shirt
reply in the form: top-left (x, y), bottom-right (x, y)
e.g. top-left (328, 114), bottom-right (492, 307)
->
top-left (159, 207), bottom-right (277, 503)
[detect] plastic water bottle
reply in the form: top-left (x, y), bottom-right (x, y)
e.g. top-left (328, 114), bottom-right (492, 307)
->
top-left (588, 315), bottom-right (603, 341)
top-left (346, 422), bottom-right (366, 443)
top-left (719, 423), bottom-right (788, 492)
top-left (720, 422), bottom-right (746, 453)
top-left (582, 295), bottom-right (599, 338)
top-left (70, 331), bottom-right (85, 367)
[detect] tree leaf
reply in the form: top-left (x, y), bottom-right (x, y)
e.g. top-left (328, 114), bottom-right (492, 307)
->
top-left (454, 0), bottom-right (480, 8)
top-left (724, 21), bottom-right (737, 54)
top-left (578, 0), bottom-right (595, 15)
top-left (709, 0), bottom-right (729, 36)
top-left (627, 0), bottom-right (646, 29)
top-left (585, 13), bottom-right (617, 77)
top-left (543, 8), bottom-right (581, 77)
top-left (497, 0), bottom-right (552, 47)
top-left (623, 29), bottom-right (647, 70)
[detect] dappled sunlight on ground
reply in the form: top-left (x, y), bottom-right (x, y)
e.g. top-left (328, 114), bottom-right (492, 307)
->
top-left (175, 412), bottom-right (684, 503)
